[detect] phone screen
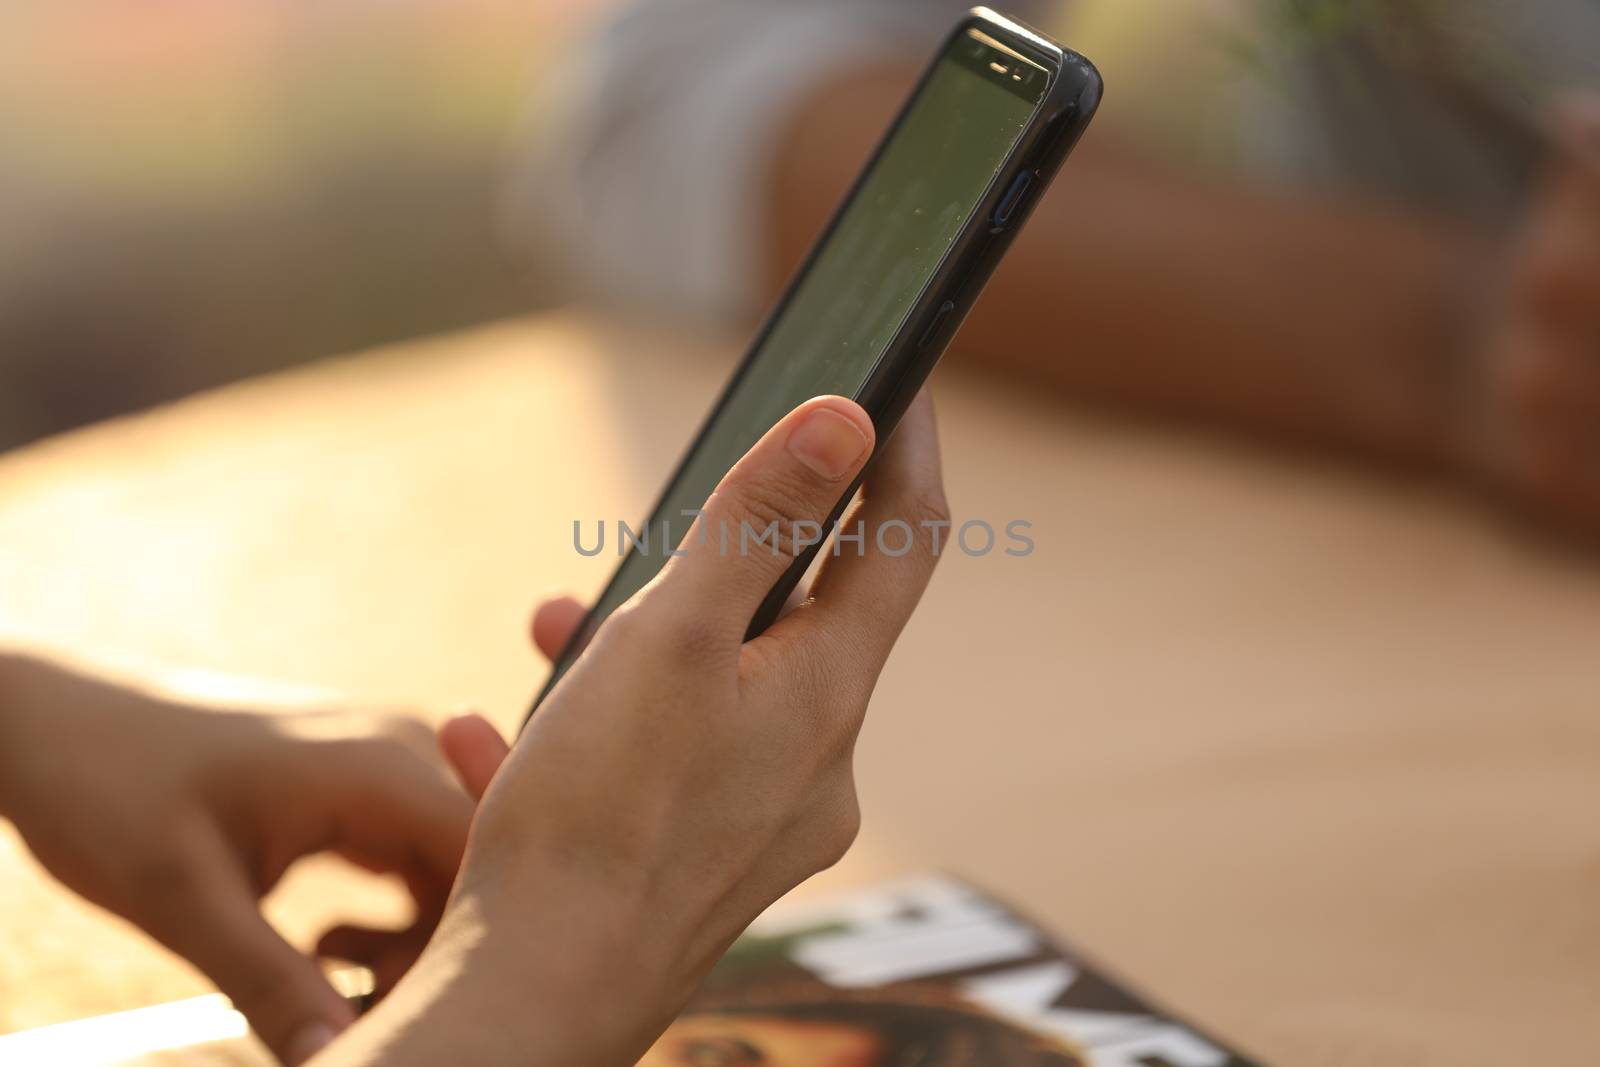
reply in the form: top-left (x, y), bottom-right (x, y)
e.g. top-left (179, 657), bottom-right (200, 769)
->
top-left (566, 28), bottom-right (1048, 664)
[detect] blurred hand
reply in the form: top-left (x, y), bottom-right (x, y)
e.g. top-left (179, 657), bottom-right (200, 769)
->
top-left (1475, 96), bottom-right (1600, 533)
top-left (434, 596), bottom-right (585, 802)
top-left (326, 392), bottom-right (947, 1067)
top-left (0, 659), bottom-right (473, 1066)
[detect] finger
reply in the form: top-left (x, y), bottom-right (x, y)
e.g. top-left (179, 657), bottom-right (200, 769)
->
top-left (329, 749), bottom-right (474, 885)
top-left (651, 396), bottom-right (874, 636)
top-left (141, 829), bottom-right (354, 1065)
top-left (770, 389), bottom-right (948, 669)
top-left (317, 923), bottom-right (427, 999)
top-left (530, 596), bottom-right (587, 661)
top-left (438, 712), bottom-right (511, 801)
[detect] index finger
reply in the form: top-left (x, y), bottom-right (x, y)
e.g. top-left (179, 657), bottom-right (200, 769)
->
top-left (761, 389), bottom-right (948, 671)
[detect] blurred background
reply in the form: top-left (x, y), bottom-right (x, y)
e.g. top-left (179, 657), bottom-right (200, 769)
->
top-left (4, 0), bottom-right (1597, 530)
top-left (0, 0), bottom-right (591, 448)
top-left (1, 1), bottom-right (1598, 1064)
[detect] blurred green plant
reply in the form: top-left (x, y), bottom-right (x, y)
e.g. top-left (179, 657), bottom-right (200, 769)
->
top-left (1213, 0), bottom-right (1542, 149)
top-left (1217, 0), bottom-right (1385, 77)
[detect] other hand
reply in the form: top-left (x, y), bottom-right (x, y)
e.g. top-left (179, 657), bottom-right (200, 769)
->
top-left (0, 658), bottom-right (473, 1065)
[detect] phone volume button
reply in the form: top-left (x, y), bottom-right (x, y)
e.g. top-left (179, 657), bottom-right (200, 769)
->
top-left (991, 171), bottom-right (1035, 231)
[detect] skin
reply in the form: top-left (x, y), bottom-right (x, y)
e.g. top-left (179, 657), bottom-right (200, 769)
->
top-left (0, 656), bottom-right (475, 1065)
top-left (314, 390), bottom-right (948, 1067)
top-left (0, 391), bottom-right (943, 1066)
top-left (4, 82), bottom-right (1592, 1067)
top-left (771, 72), bottom-right (1600, 536)
top-left (1476, 99), bottom-right (1600, 527)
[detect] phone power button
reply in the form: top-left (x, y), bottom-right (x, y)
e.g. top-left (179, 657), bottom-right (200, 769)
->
top-left (991, 171), bottom-right (1035, 232)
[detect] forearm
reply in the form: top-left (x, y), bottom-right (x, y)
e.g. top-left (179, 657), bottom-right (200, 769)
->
top-left (769, 66), bottom-right (1488, 466)
top-left (962, 142), bottom-right (1483, 463)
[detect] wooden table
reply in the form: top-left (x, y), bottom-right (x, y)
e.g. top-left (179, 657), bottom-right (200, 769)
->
top-left (2, 314), bottom-right (1597, 1065)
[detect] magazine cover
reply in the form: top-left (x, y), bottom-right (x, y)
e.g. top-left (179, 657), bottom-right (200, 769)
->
top-left (656, 875), bottom-right (1261, 1067)
top-left (0, 875), bottom-right (1263, 1067)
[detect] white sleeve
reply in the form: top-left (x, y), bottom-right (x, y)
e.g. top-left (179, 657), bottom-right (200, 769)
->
top-left (503, 0), bottom-right (994, 325)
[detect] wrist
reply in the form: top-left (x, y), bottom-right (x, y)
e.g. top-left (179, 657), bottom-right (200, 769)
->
top-left (449, 876), bottom-right (711, 1057)
top-left (324, 879), bottom-right (714, 1067)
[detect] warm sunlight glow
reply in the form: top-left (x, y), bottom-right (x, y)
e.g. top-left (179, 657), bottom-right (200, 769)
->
top-left (0, 995), bottom-right (249, 1066)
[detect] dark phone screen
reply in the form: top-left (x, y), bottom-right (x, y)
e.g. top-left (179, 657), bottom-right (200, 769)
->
top-left (570, 29), bottom-right (1045, 660)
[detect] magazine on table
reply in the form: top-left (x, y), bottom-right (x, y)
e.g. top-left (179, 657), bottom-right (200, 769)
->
top-left (0, 875), bottom-right (1263, 1067)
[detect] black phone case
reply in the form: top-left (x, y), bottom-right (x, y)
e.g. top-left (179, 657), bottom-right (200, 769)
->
top-left (529, 8), bottom-right (1101, 720)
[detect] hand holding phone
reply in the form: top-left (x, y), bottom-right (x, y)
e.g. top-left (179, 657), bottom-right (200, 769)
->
top-left (364, 393), bottom-right (945, 1067)
top-left (533, 9), bottom-right (1101, 712)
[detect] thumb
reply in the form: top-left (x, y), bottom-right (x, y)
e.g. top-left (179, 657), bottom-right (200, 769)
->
top-left (139, 831), bottom-right (354, 1065)
top-left (653, 395), bottom-right (874, 633)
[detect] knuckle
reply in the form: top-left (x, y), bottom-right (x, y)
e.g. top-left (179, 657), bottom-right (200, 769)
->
top-left (373, 714), bottom-right (436, 753)
top-left (605, 601), bottom-right (736, 669)
top-left (367, 732), bottom-right (425, 766)
top-left (722, 478), bottom-right (818, 560)
top-left (596, 602), bottom-right (649, 645)
top-left (333, 734), bottom-right (424, 784)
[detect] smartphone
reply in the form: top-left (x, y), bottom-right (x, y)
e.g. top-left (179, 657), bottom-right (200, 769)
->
top-left (531, 7), bottom-right (1100, 715)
